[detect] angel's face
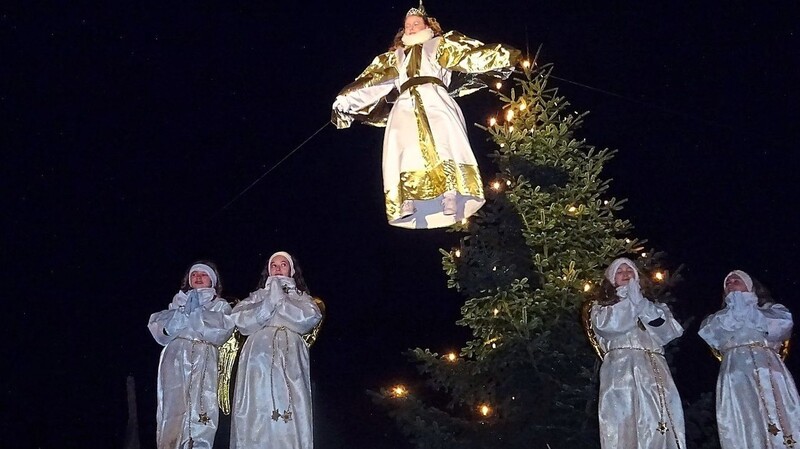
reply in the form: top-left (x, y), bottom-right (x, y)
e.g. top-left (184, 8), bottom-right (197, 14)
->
top-left (404, 15), bottom-right (428, 35)
top-left (724, 274), bottom-right (748, 293)
top-left (190, 270), bottom-right (213, 288)
top-left (614, 264), bottom-right (636, 287)
top-left (269, 255), bottom-right (292, 277)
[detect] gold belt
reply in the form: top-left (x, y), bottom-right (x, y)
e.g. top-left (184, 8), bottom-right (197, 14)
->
top-left (176, 336), bottom-right (218, 348)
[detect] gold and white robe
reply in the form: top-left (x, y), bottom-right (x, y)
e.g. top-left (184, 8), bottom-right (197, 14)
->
top-left (148, 290), bottom-right (235, 449)
top-left (333, 31), bottom-right (520, 229)
top-left (591, 296), bottom-right (686, 449)
top-left (699, 293), bottom-right (799, 449)
top-left (230, 276), bottom-right (322, 449)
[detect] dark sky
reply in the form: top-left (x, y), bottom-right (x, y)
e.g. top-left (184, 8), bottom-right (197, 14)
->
top-left (3, 2), bottom-right (799, 448)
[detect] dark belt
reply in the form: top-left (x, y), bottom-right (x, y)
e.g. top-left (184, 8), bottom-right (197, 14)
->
top-left (400, 76), bottom-right (446, 94)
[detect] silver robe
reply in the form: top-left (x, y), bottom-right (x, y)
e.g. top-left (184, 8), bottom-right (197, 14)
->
top-left (230, 276), bottom-right (322, 449)
top-left (591, 293), bottom-right (686, 449)
top-left (148, 289), bottom-right (235, 449)
top-left (698, 292), bottom-right (799, 449)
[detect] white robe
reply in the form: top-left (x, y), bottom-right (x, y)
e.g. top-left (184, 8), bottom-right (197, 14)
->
top-left (148, 289), bottom-right (235, 449)
top-left (591, 292), bottom-right (686, 449)
top-left (333, 31), bottom-right (519, 229)
top-left (230, 276), bottom-right (322, 449)
top-left (698, 292), bottom-right (799, 449)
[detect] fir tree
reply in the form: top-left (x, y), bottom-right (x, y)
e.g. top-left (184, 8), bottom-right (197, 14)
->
top-left (370, 64), bottom-right (680, 449)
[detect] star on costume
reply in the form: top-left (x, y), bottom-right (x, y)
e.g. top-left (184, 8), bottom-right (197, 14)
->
top-left (332, 1), bottom-right (520, 229)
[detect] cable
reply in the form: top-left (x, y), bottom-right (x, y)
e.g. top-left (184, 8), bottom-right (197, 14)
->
top-left (217, 120), bottom-right (331, 213)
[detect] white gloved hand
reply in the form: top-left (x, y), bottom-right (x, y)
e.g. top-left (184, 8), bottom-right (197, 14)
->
top-left (333, 96), bottom-right (352, 113)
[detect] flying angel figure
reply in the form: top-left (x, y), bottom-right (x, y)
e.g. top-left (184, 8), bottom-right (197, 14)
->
top-left (332, 1), bottom-right (520, 229)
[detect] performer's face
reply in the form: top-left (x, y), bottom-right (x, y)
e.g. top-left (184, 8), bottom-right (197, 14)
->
top-left (190, 270), bottom-right (213, 288)
top-left (724, 274), bottom-right (748, 293)
top-left (613, 264), bottom-right (635, 287)
top-left (269, 255), bottom-right (292, 277)
top-left (404, 15), bottom-right (428, 35)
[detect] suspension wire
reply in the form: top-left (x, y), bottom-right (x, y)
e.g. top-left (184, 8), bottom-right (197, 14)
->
top-left (217, 120), bottom-right (331, 213)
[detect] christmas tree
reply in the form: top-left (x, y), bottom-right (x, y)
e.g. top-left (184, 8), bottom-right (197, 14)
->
top-left (370, 64), bottom-right (681, 448)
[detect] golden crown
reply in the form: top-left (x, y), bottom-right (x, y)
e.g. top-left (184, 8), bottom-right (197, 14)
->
top-left (406, 1), bottom-right (426, 17)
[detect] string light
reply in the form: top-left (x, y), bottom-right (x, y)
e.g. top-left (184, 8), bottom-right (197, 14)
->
top-left (495, 81), bottom-right (503, 89)
top-left (479, 404), bottom-right (492, 417)
top-left (508, 126), bottom-right (514, 132)
top-left (567, 205), bottom-right (578, 214)
top-left (583, 282), bottom-right (591, 292)
top-left (493, 308), bottom-right (500, 316)
top-left (654, 271), bottom-right (665, 282)
top-left (454, 248), bottom-right (461, 258)
top-left (625, 238), bottom-right (631, 244)
top-left (641, 252), bottom-right (647, 258)
top-left (603, 200), bottom-right (609, 205)
top-left (390, 385), bottom-right (408, 398)
top-left (522, 60), bottom-right (531, 68)
top-left (505, 179), bottom-right (512, 186)
top-left (518, 101), bottom-right (527, 111)
top-left (445, 352), bottom-right (457, 362)
top-left (491, 180), bottom-right (502, 191)
top-left (489, 117), bottom-right (497, 126)
top-left (506, 109), bottom-right (514, 121)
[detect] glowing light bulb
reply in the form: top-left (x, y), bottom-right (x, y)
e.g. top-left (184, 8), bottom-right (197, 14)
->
top-left (567, 205), bottom-right (578, 213)
top-left (489, 117), bottom-right (497, 126)
top-left (641, 252), bottom-right (647, 258)
top-left (522, 60), bottom-right (531, 68)
top-left (454, 249), bottom-right (461, 258)
top-left (625, 238), bottom-right (631, 244)
top-left (495, 81), bottom-right (503, 89)
top-left (583, 283), bottom-right (591, 292)
top-left (391, 385), bottom-right (408, 398)
top-left (654, 271), bottom-right (665, 282)
top-left (479, 404), bottom-right (492, 416)
top-left (491, 181), bottom-right (502, 191)
top-left (493, 308), bottom-right (500, 316)
top-left (506, 110), bottom-right (514, 121)
top-left (491, 343), bottom-right (497, 349)
top-left (508, 126), bottom-right (514, 132)
top-left (446, 352), bottom-right (457, 362)
top-left (519, 101), bottom-right (527, 111)
top-left (603, 200), bottom-right (609, 205)
top-left (505, 179), bottom-right (512, 186)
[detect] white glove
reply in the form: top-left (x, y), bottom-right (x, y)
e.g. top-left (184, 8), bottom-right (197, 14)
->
top-left (184, 290), bottom-right (201, 314)
top-left (626, 280), bottom-right (644, 305)
top-left (333, 95), bottom-right (352, 113)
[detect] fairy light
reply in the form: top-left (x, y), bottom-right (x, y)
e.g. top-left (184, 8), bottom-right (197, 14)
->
top-left (518, 101), bottom-right (527, 111)
top-left (506, 109), bottom-right (514, 121)
top-left (391, 385), bottom-right (408, 398)
top-left (479, 404), bottom-right (492, 417)
top-left (495, 81), bottom-right (503, 89)
top-left (641, 252), bottom-right (647, 258)
top-left (654, 271), bottom-right (665, 282)
top-left (493, 308), bottom-right (500, 316)
top-left (625, 238), bottom-right (631, 244)
top-left (489, 117), bottom-right (497, 126)
top-left (583, 283), bottom-right (591, 292)
top-left (445, 352), bottom-right (457, 362)
top-left (567, 205), bottom-right (578, 213)
top-left (508, 126), bottom-right (514, 132)
top-left (603, 200), bottom-right (609, 205)
top-left (491, 180), bottom-right (502, 191)
top-left (505, 179), bottom-right (512, 186)
top-left (454, 249), bottom-right (461, 258)
top-left (522, 60), bottom-right (531, 68)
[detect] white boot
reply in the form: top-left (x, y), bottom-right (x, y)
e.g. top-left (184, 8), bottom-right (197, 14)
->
top-left (442, 192), bottom-right (457, 215)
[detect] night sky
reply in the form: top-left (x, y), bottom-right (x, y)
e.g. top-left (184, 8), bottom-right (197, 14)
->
top-left (3, 2), bottom-right (799, 448)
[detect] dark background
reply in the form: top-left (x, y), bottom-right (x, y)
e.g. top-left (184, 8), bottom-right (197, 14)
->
top-left (2, 2), bottom-right (798, 448)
